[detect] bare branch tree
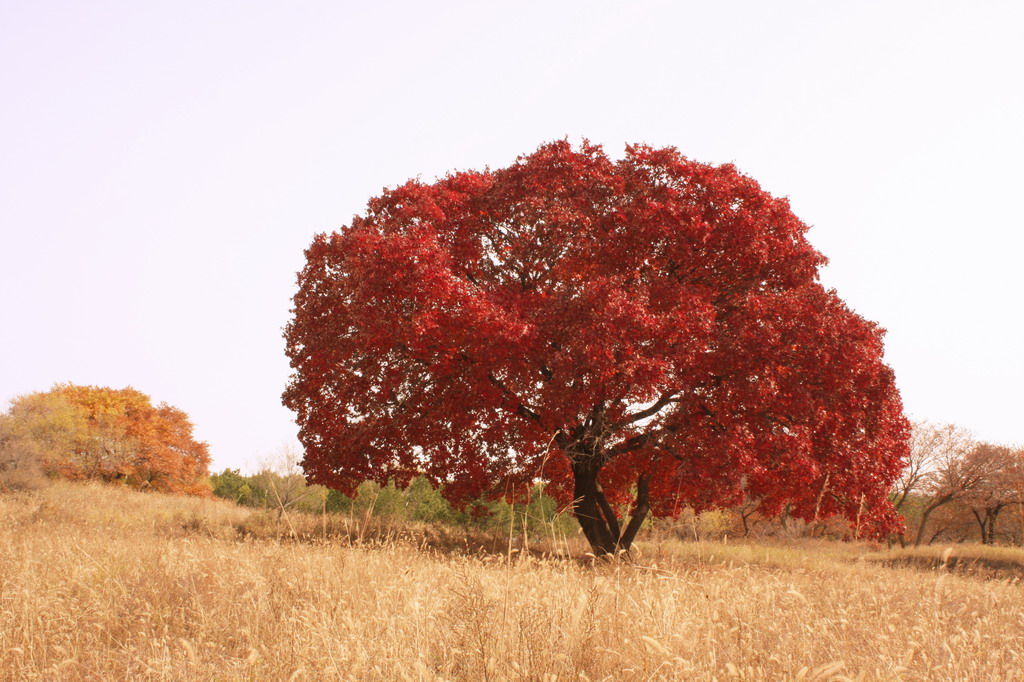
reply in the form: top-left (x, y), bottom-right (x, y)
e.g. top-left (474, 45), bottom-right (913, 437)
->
top-left (963, 444), bottom-right (1024, 544)
top-left (912, 423), bottom-right (985, 546)
top-left (893, 421), bottom-right (950, 512)
top-left (252, 443), bottom-right (319, 520)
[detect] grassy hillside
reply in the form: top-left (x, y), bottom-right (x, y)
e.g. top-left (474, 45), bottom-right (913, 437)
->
top-left (2, 483), bottom-right (1023, 680)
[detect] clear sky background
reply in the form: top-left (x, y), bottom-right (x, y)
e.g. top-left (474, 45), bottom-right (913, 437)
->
top-left (2, 1), bottom-right (1021, 472)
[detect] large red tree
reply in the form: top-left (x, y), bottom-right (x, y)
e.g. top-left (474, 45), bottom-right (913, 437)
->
top-left (283, 141), bottom-right (909, 555)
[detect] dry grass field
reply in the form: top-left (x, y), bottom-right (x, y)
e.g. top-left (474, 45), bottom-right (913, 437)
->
top-left (2, 483), bottom-right (1023, 681)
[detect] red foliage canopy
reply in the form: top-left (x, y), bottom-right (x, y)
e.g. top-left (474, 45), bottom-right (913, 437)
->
top-left (284, 141), bottom-right (909, 553)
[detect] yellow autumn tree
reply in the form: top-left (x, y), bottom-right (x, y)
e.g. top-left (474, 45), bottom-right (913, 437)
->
top-left (0, 384), bottom-right (211, 495)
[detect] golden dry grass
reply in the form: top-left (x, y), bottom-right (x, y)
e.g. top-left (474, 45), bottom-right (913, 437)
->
top-left (2, 483), bottom-right (1023, 680)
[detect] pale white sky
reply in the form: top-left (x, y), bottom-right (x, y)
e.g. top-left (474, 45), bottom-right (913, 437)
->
top-left (2, 1), bottom-right (1021, 472)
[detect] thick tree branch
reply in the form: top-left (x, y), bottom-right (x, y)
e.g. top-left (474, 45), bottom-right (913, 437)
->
top-left (613, 391), bottom-right (680, 428)
top-left (699, 404), bottom-right (727, 433)
top-left (605, 423), bottom-right (680, 458)
top-left (594, 484), bottom-right (621, 541)
top-left (566, 401), bottom-right (608, 453)
top-left (606, 432), bottom-right (655, 458)
top-left (487, 371), bottom-right (546, 428)
top-left (618, 473), bottom-right (651, 550)
top-left (517, 404), bottom-right (543, 424)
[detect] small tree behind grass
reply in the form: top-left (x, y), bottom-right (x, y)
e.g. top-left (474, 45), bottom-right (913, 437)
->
top-left (209, 469), bottom-right (255, 505)
top-left (324, 488), bottom-right (353, 513)
top-left (963, 444), bottom-right (1024, 544)
top-left (350, 480), bottom-right (407, 519)
top-left (244, 445), bottom-right (330, 517)
top-left (487, 483), bottom-right (578, 541)
top-left (405, 476), bottom-right (466, 524)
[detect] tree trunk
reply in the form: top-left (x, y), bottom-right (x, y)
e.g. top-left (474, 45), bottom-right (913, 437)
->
top-left (972, 509), bottom-right (988, 544)
top-left (915, 496), bottom-right (954, 547)
top-left (570, 459), bottom-right (650, 557)
top-left (986, 505), bottom-right (1005, 545)
top-left (617, 474), bottom-right (650, 550)
top-left (571, 461), bottom-right (618, 555)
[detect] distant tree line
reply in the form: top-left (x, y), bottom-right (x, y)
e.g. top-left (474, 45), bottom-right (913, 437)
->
top-left (209, 456), bottom-right (579, 538)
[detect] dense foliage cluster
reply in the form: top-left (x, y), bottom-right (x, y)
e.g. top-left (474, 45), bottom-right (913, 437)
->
top-left (0, 384), bottom-right (210, 495)
top-left (284, 141), bottom-right (910, 554)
